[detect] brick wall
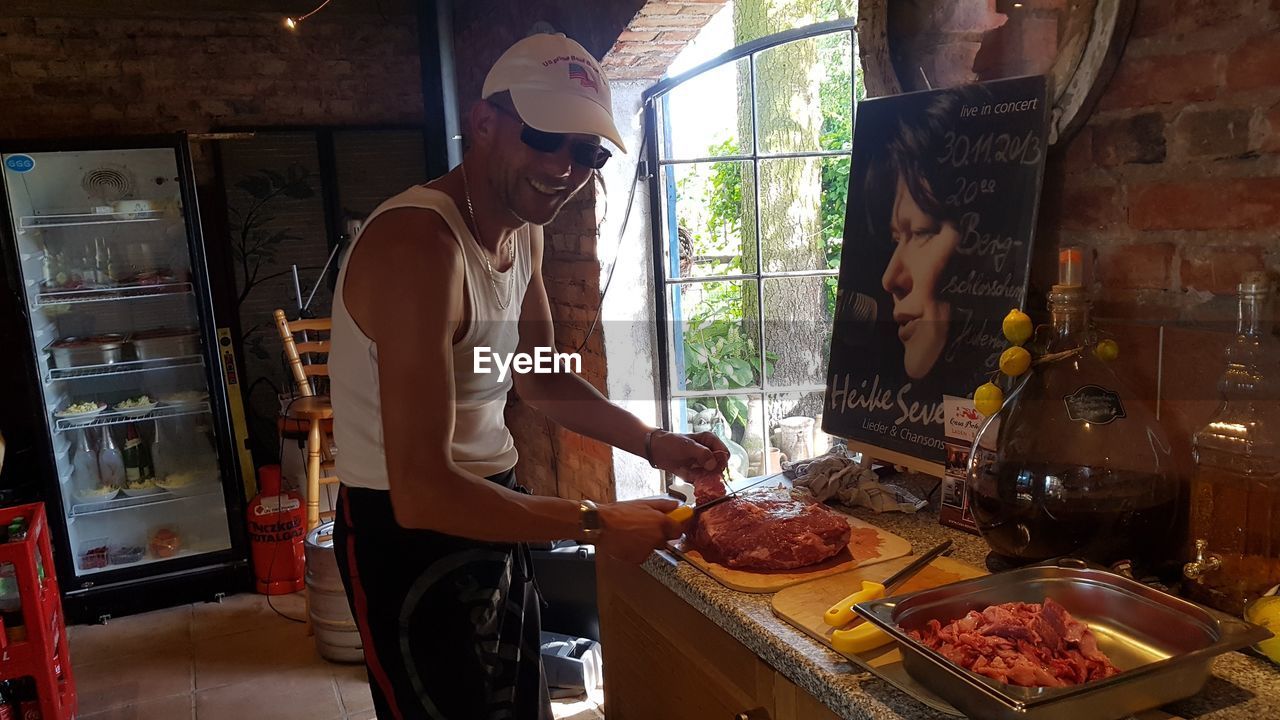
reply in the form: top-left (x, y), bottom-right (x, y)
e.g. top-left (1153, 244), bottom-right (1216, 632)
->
top-left (0, 0), bottom-right (423, 190)
top-left (604, 0), bottom-right (728, 81)
top-left (1039, 0), bottom-right (1280, 320)
top-left (1037, 0), bottom-right (1280, 451)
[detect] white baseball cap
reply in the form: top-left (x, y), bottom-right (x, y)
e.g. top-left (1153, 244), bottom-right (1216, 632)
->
top-left (482, 33), bottom-right (627, 153)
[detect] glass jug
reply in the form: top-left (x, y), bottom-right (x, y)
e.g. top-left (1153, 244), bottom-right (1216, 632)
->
top-left (967, 247), bottom-right (1188, 575)
top-left (1184, 272), bottom-right (1280, 615)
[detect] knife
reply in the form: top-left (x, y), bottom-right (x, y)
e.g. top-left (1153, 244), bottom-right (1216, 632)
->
top-left (667, 472), bottom-right (785, 523)
top-left (823, 539), bottom-right (953, 627)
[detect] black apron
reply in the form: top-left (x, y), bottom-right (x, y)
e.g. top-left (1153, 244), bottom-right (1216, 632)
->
top-left (333, 470), bottom-right (551, 720)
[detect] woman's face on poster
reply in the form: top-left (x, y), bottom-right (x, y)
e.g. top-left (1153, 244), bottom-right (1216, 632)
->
top-left (881, 173), bottom-right (960, 380)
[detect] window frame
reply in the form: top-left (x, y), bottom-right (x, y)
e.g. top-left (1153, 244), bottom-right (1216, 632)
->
top-left (642, 17), bottom-right (859, 454)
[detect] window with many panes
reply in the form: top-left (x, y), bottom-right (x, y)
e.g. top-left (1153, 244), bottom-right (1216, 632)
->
top-left (646, 19), bottom-right (861, 479)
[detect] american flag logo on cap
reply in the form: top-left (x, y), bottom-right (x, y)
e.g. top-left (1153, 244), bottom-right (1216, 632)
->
top-left (568, 62), bottom-right (598, 92)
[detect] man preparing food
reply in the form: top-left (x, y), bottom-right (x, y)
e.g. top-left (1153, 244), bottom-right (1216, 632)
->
top-left (328, 33), bottom-right (728, 719)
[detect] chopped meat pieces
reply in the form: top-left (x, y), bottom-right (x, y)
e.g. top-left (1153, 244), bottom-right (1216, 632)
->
top-left (908, 598), bottom-right (1121, 688)
top-left (688, 475), bottom-right (852, 571)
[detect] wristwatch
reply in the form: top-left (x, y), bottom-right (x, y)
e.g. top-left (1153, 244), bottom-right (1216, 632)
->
top-left (578, 499), bottom-right (603, 541)
top-left (644, 429), bottom-right (665, 469)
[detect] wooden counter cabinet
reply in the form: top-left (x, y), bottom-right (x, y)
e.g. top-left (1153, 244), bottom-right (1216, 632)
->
top-left (598, 553), bottom-right (838, 720)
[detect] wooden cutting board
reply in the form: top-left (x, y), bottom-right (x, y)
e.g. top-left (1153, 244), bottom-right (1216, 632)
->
top-left (669, 514), bottom-right (912, 593)
top-left (771, 554), bottom-right (986, 715)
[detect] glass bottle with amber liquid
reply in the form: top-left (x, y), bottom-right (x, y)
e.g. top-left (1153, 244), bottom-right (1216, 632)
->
top-left (1184, 272), bottom-right (1280, 615)
top-left (968, 247), bottom-right (1189, 576)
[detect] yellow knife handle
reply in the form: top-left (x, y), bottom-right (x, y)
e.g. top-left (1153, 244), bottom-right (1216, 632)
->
top-left (822, 581), bottom-right (885, 627)
top-left (667, 504), bottom-right (694, 523)
top-left (830, 621), bottom-right (894, 655)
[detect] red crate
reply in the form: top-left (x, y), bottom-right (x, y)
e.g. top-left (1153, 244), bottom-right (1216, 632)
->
top-left (0, 504), bottom-right (76, 719)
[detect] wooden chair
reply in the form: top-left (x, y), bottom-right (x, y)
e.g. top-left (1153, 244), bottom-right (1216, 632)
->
top-left (273, 310), bottom-right (338, 533)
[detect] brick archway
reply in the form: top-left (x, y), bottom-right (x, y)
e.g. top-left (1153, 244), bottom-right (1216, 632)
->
top-left (603, 1), bottom-right (729, 82)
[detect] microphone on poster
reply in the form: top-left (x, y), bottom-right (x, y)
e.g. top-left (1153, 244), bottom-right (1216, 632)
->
top-left (838, 290), bottom-right (878, 324)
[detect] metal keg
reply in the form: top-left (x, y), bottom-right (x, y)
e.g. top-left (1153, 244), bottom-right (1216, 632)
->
top-left (305, 521), bottom-right (364, 663)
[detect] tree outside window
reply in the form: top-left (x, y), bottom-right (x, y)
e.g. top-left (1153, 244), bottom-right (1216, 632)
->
top-left (652, 2), bottom-right (860, 478)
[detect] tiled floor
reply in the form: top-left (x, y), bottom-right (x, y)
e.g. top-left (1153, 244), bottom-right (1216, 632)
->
top-left (68, 591), bottom-right (604, 720)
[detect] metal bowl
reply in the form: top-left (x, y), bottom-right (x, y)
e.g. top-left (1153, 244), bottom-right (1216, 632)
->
top-left (855, 559), bottom-right (1271, 720)
top-left (48, 335), bottom-right (126, 368)
top-left (130, 328), bottom-right (199, 360)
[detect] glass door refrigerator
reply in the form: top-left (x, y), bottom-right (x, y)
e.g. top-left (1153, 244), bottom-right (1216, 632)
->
top-left (0, 135), bottom-right (249, 622)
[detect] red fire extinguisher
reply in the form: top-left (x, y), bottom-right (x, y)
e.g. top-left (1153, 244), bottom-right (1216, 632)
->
top-left (247, 465), bottom-right (305, 594)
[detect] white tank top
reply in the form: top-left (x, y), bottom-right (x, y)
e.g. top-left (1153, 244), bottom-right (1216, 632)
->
top-left (330, 186), bottom-right (532, 488)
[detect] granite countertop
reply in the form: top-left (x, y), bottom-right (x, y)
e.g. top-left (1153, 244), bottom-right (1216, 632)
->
top-left (641, 475), bottom-right (1280, 720)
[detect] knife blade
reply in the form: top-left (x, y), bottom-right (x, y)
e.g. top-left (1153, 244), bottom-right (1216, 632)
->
top-left (823, 539), bottom-right (953, 628)
top-left (880, 539), bottom-right (954, 595)
top-left (667, 471), bottom-right (785, 523)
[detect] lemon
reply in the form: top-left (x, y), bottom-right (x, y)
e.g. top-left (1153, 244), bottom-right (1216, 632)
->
top-left (1002, 309), bottom-right (1033, 346)
top-left (974, 382), bottom-right (1004, 416)
top-left (1094, 339), bottom-right (1120, 362)
top-left (1246, 594), bottom-right (1280, 664)
top-left (999, 346), bottom-right (1032, 377)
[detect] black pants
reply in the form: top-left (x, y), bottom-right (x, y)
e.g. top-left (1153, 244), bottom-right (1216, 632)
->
top-left (333, 472), bottom-right (551, 720)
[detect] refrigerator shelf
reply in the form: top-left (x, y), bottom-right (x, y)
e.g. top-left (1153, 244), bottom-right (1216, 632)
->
top-left (19, 209), bottom-right (176, 230)
top-left (34, 282), bottom-right (193, 307)
top-left (75, 543), bottom-right (229, 576)
top-left (46, 354), bottom-right (204, 382)
top-left (70, 486), bottom-right (221, 517)
top-left (53, 401), bottom-right (211, 432)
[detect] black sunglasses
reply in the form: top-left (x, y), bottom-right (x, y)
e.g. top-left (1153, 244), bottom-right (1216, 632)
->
top-left (489, 101), bottom-right (612, 170)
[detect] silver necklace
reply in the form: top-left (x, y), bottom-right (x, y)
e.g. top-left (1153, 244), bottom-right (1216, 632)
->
top-left (459, 162), bottom-right (516, 310)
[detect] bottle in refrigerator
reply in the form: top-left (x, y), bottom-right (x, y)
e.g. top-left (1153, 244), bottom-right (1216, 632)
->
top-left (123, 424), bottom-right (143, 484)
top-left (70, 429), bottom-right (101, 496)
top-left (150, 419), bottom-right (170, 483)
top-left (183, 416), bottom-right (218, 476)
top-left (71, 242), bottom-right (90, 287)
top-left (104, 243), bottom-right (118, 284)
top-left (51, 252), bottom-right (67, 288)
top-left (92, 237), bottom-right (108, 286)
top-left (39, 252), bottom-right (53, 289)
top-left (96, 427), bottom-right (126, 490)
top-left (140, 429), bottom-right (155, 481)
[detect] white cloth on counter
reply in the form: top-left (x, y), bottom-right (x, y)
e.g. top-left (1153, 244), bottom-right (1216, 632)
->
top-left (783, 448), bottom-right (928, 514)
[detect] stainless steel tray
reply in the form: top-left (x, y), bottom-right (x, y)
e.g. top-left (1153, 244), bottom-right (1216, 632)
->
top-left (46, 335), bottom-right (126, 368)
top-left (131, 329), bottom-right (199, 360)
top-left (855, 560), bottom-right (1270, 720)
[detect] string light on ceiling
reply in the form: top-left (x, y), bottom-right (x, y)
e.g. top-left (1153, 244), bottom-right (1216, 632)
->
top-left (282, 0), bottom-right (333, 31)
